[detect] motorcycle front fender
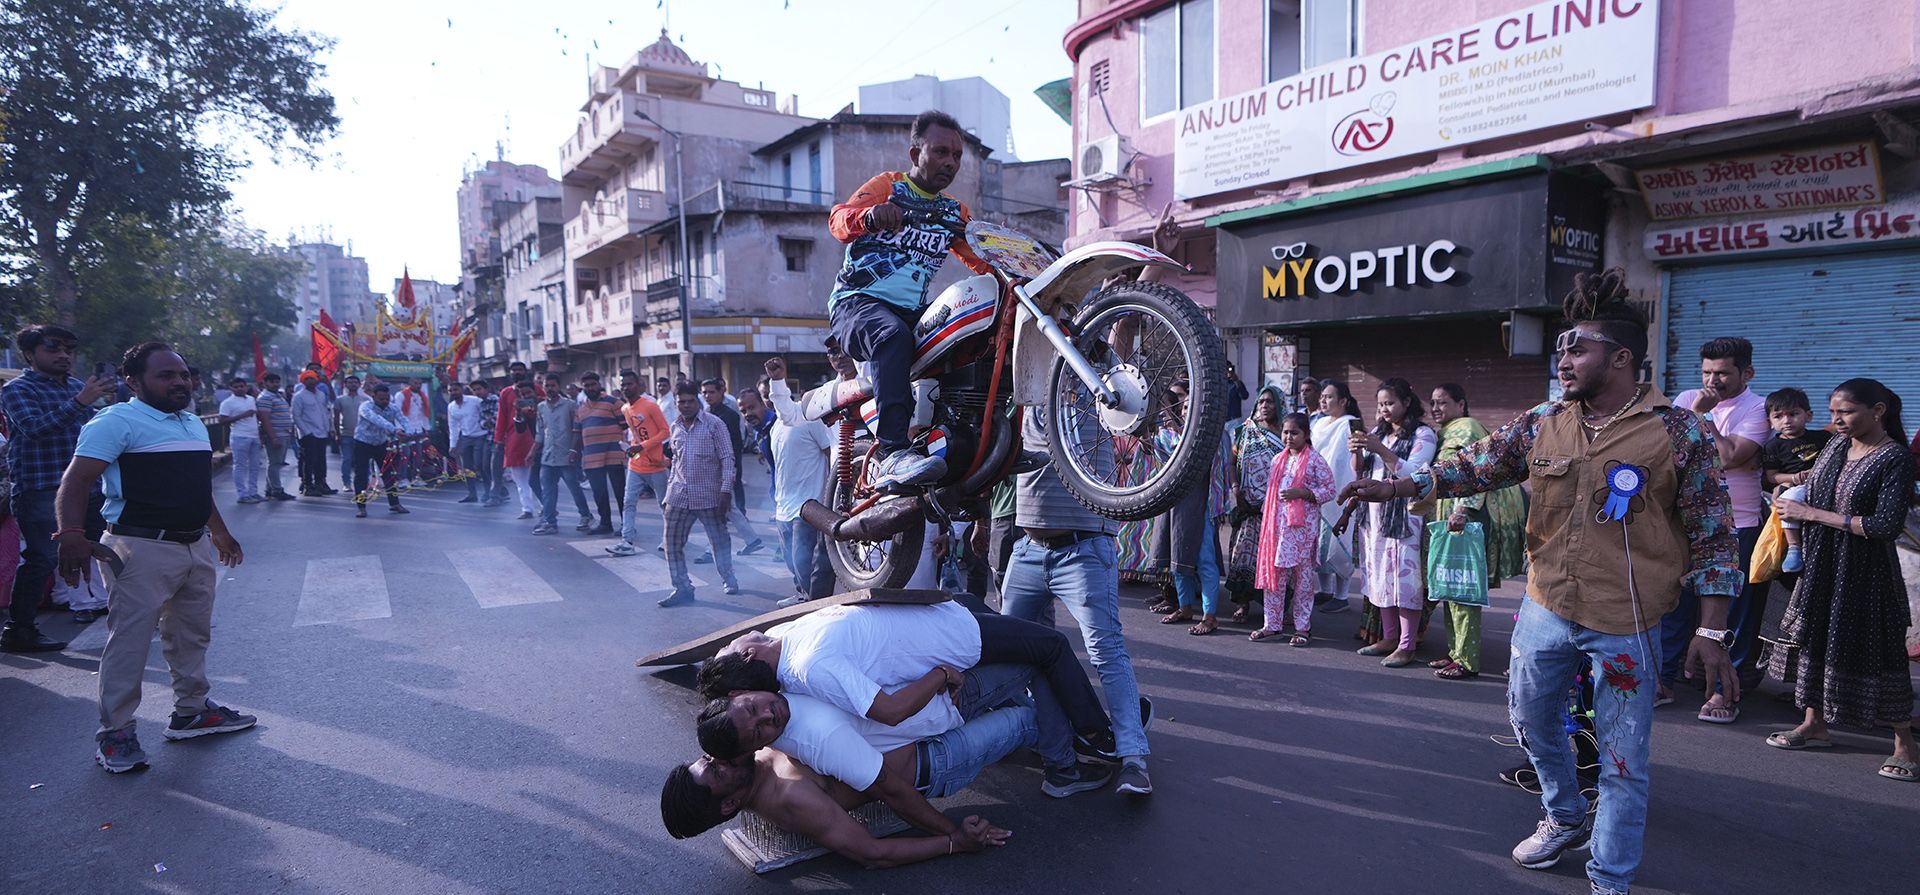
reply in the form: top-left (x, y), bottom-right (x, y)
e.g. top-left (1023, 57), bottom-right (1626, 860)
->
top-left (1022, 241), bottom-right (1185, 317)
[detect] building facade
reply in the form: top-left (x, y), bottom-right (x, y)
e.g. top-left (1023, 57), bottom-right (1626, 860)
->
top-left (455, 160), bottom-right (563, 381)
top-left (280, 242), bottom-right (377, 334)
top-left (1067, 0), bottom-right (1920, 424)
top-left (860, 74), bottom-right (1019, 160)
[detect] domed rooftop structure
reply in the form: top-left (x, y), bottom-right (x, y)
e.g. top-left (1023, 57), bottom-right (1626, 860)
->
top-left (638, 29), bottom-right (705, 76)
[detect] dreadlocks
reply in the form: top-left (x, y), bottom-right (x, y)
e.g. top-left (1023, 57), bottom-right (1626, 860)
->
top-left (1561, 268), bottom-right (1646, 365)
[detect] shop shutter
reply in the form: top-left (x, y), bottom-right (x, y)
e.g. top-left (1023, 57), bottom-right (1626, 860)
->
top-left (1666, 250), bottom-right (1920, 424)
top-left (1307, 318), bottom-right (1551, 429)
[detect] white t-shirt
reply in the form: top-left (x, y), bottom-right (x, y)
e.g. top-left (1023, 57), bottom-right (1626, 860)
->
top-left (1676, 387), bottom-right (1769, 528)
top-left (446, 395), bottom-right (486, 438)
top-left (772, 694), bottom-right (886, 791)
top-left (220, 394), bottom-right (259, 440)
top-left (771, 601), bottom-right (982, 731)
top-left (767, 380), bottom-right (833, 522)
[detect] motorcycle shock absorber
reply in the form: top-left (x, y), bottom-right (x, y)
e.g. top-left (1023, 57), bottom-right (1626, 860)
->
top-left (836, 415), bottom-right (856, 503)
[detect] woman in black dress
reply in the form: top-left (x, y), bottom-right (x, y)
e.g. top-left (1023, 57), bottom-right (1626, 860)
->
top-left (1766, 378), bottom-right (1917, 782)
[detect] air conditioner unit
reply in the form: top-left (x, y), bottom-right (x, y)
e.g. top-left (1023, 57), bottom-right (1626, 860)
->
top-left (1078, 134), bottom-right (1131, 184)
top-left (483, 337), bottom-right (499, 357)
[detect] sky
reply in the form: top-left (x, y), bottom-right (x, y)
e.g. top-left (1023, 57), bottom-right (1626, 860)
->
top-left (227, 0), bottom-right (1076, 291)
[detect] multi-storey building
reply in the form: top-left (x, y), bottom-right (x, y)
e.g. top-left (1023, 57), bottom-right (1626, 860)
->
top-left (280, 242), bottom-right (377, 334)
top-left (455, 161), bottom-right (562, 380)
top-left (1066, 0), bottom-right (1920, 423)
top-left (555, 31), bottom-right (812, 381)
top-left (861, 74), bottom-right (1019, 160)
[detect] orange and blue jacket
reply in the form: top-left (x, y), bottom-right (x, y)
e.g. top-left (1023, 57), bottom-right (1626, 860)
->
top-left (827, 172), bottom-right (991, 315)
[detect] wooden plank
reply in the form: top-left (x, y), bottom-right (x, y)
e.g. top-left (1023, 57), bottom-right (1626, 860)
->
top-left (720, 804), bottom-right (911, 874)
top-left (636, 588), bottom-right (950, 667)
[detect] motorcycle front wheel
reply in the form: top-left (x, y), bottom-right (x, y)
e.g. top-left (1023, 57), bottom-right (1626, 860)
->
top-left (823, 453), bottom-right (927, 590)
top-left (1046, 281), bottom-right (1227, 521)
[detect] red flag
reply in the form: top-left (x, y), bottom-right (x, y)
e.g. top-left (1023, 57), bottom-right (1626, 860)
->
top-left (395, 267), bottom-right (417, 313)
top-left (319, 309), bottom-right (338, 334)
top-left (252, 333), bottom-right (267, 380)
top-left (310, 325), bottom-right (341, 376)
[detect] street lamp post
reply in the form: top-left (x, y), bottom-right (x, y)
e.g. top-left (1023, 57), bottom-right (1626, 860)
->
top-left (637, 110), bottom-right (694, 379)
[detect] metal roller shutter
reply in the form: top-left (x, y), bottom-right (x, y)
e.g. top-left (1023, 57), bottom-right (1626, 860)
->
top-left (1666, 250), bottom-right (1920, 423)
top-left (1307, 319), bottom-right (1552, 428)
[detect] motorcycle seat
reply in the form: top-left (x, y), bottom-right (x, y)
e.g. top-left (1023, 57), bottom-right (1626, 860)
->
top-left (800, 377), bottom-right (874, 423)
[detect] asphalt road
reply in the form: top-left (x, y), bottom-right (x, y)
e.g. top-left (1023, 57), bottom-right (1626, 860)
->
top-left (3, 464), bottom-right (1916, 894)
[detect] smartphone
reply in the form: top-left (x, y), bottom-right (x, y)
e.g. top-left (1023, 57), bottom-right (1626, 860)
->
top-left (1348, 418), bottom-right (1366, 435)
top-left (94, 362), bottom-right (112, 379)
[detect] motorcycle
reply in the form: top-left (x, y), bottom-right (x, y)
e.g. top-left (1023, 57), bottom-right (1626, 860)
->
top-left (797, 214), bottom-right (1228, 589)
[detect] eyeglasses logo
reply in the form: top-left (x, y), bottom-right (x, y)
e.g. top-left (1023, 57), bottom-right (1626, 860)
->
top-left (1261, 240), bottom-right (1459, 300)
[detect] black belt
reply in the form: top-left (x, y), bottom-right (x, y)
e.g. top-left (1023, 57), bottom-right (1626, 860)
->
top-left (914, 740), bottom-right (933, 792)
top-left (107, 523), bottom-right (207, 544)
top-left (1029, 530), bottom-right (1108, 550)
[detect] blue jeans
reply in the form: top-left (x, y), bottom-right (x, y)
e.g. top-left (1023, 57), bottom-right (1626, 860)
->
top-left (229, 436), bottom-right (262, 499)
top-left (538, 463), bottom-right (590, 526)
top-left (1508, 598), bottom-right (1660, 893)
top-left (621, 469), bottom-right (669, 545)
top-left (338, 438), bottom-right (355, 490)
top-left (6, 489), bottom-right (57, 626)
top-left (778, 518), bottom-right (821, 595)
top-left (455, 436), bottom-right (488, 498)
top-left (829, 295), bottom-right (914, 455)
top-left (953, 661), bottom-right (1076, 769)
top-left (1000, 535), bottom-right (1149, 759)
top-left (1174, 522), bottom-right (1223, 615)
top-left (1658, 524), bottom-right (1761, 688)
top-left (917, 703), bottom-right (1037, 798)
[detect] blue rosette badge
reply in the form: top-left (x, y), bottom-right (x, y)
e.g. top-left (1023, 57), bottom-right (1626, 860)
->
top-left (1598, 463), bottom-right (1647, 523)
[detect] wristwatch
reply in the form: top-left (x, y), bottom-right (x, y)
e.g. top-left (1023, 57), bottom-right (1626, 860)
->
top-left (1694, 627), bottom-right (1732, 647)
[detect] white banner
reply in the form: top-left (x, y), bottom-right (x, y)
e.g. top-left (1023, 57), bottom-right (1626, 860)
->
top-left (1173, 0), bottom-right (1659, 200)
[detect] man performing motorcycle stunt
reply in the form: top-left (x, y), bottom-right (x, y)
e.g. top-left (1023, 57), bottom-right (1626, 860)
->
top-left (826, 109), bottom-right (993, 491)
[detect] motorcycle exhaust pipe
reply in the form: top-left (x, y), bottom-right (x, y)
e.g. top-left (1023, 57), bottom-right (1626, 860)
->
top-left (799, 497), bottom-right (928, 542)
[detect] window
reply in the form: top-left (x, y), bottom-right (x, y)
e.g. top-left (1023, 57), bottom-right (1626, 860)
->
top-left (1141, 0), bottom-right (1213, 119)
top-left (782, 153), bottom-right (793, 199)
top-left (1269, 0), bottom-right (1359, 82)
top-left (807, 142), bottom-right (822, 197)
top-left (780, 237), bottom-right (811, 273)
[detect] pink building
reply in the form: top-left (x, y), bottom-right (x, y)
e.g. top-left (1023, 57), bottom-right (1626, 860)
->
top-left (1068, 0), bottom-right (1920, 423)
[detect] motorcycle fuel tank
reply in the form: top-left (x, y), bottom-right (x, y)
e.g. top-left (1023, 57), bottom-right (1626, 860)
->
top-left (911, 273), bottom-right (999, 378)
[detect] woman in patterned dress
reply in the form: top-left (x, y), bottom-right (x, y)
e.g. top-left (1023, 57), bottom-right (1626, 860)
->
top-left (1766, 379), bottom-right (1917, 783)
top-left (1352, 378), bottom-right (1438, 668)
top-left (1114, 432), bottom-right (1168, 586)
top-left (1227, 387), bottom-right (1288, 622)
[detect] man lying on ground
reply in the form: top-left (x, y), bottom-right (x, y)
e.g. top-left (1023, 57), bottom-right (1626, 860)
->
top-left (661, 702), bottom-right (1034, 868)
top-left (697, 599), bottom-right (1127, 794)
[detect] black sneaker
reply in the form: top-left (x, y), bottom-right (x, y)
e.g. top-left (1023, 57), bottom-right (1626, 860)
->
top-left (589, 524), bottom-right (615, 535)
top-left (1041, 761), bottom-right (1115, 798)
top-left (657, 590), bottom-right (694, 608)
top-left (1075, 696), bottom-right (1151, 762)
top-left (164, 700), bottom-right (258, 740)
top-left (1114, 759), bottom-right (1153, 796)
top-left (0, 623), bottom-right (66, 653)
top-left (739, 539), bottom-right (766, 555)
top-left (96, 726), bottom-right (149, 773)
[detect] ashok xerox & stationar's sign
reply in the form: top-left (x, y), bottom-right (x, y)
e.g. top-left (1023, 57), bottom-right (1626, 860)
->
top-left (1216, 173), bottom-right (1605, 328)
top-left (1173, 0), bottom-right (1659, 200)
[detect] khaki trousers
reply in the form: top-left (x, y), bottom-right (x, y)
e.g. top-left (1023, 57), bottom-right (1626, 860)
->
top-left (97, 534), bottom-right (219, 735)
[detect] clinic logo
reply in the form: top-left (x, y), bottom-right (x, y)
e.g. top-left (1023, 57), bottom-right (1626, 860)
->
top-left (1332, 92), bottom-right (1397, 157)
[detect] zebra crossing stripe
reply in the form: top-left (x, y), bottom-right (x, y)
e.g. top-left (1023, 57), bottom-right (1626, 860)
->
top-left (446, 546), bottom-right (564, 608)
top-left (294, 555), bottom-right (393, 626)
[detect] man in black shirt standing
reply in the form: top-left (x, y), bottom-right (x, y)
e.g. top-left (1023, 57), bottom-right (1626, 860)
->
top-left (56, 343), bottom-right (250, 773)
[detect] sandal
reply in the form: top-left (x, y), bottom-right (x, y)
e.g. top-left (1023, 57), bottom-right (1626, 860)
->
top-left (1428, 658), bottom-right (1457, 670)
top-left (1879, 758), bottom-right (1918, 782)
top-left (1160, 609), bottom-right (1194, 625)
top-left (1655, 688), bottom-right (1675, 708)
top-left (1230, 606), bottom-right (1252, 624)
top-left (1435, 664), bottom-right (1479, 680)
top-left (1764, 730), bottom-right (1834, 751)
top-left (1187, 618), bottom-right (1218, 636)
top-left (1288, 633), bottom-right (1310, 647)
top-left (1149, 601), bottom-right (1178, 615)
top-left (1249, 628), bottom-right (1284, 642)
top-left (1697, 695), bottom-right (1740, 725)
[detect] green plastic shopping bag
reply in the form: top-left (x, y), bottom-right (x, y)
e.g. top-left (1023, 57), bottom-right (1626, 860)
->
top-left (1426, 520), bottom-right (1489, 607)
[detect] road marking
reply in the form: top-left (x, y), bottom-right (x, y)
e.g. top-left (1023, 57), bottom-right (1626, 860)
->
top-left (445, 546), bottom-right (563, 608)
top-left (595, 555), bottom-right (705, 591)
top-left (294, 555), bottom-right (392, 626)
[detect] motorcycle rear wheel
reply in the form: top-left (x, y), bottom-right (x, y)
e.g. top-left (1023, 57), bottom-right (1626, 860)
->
top-left (823, 454), bottom-right (927, 590)
top-left (1046, 281), bottom-right (1227, 521)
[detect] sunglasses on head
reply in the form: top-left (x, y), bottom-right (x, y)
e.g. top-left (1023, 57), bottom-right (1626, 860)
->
top-left (1555, 329), bottom-right (1625, 353)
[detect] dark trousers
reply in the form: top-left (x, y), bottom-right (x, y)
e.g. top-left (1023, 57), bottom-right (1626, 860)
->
top-left (972, 611), bottom-right (1112, 736)
top-left (298, 435), bottom-right (330, 492)
top-left (583, 466), bottom-right (624, 523)
top-left (830, 295), bottom-right (915, 455)
top-left (1659, 524), bottom-right (1764, 686)
top-left (528, 458), bottom-right (546, 501)
top-left (351, 439), bottom-right (400, 507)
top-left (538, 463), bottom-right (591, 525)
top-left (6, 489), bottom-right (104, 625)
top-left (456, 437), bottom-right (489, 498)
top-left (807, 532), bottom-right (837, 598)
top-left (988, 515), bottom-right (1021, 591)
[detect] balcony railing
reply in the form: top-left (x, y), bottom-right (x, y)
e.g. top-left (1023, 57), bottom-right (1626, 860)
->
top-left (726, 180), bottom-right (835, 211)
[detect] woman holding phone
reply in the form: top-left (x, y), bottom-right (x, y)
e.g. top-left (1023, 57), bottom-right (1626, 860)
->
top-left (1309, 380), bottom-right (1362, 613)
top-left (1352, 378), bottom-right (1438, 667)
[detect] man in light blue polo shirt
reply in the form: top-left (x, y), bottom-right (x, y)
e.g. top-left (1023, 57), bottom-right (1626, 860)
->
top-left (55, 342), bottom-right (250, 774)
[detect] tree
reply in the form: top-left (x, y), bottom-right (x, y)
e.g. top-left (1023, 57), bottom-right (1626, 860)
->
top-left (0, 0), bottom-right (337, 326)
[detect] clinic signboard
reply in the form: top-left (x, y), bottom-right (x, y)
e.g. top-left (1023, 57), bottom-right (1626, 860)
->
top-left (1216, 174), bottom-right (1606, 328)
top-left (1173, 0), bottom-right (1659, 199)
